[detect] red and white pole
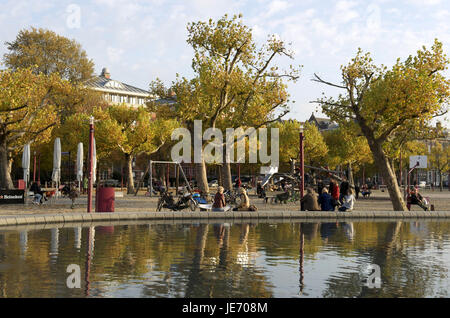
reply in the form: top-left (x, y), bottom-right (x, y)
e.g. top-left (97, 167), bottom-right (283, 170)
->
top-left (299, 125), bottom-right (305, 207)
top-left (87, 117), bottom-right (94, 213)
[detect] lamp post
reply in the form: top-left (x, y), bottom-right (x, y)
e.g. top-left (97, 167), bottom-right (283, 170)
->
top-left (299, 123), bottom-right (305, 207)
top-left (33, 151), bottom-right (36, 183)
top-left (87, 116), bottom-right (94, 213)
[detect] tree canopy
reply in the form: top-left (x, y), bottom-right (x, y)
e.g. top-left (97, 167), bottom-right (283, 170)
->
top-left (313, 39), bottom-right (450, 210)
top-left (3, 27), bottom-right (94, 82)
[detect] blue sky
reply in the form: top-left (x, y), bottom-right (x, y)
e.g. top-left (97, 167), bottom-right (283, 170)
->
top-left (0, 0), bottom-right (449, 125)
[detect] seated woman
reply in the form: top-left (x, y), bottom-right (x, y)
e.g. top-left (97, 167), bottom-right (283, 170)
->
top-left (30, 182), bottom-right (44, 205)
top-left (233, 187), bottom-right (250, 211)
top-left (318, 188), bottom-right (334, 211)
top-left (212, 186), bottom-right (227, 212)
top-left (338, 189), bottom-right (355, 212)
top-left (361, 184), bottom-right (371, 197)
top-left (301, 187), bottom-right (321, 211)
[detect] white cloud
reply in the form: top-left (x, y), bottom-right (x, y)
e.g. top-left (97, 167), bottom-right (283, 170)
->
top-left (332, 0), bottom-right (360, 24)
top-left (106, 47), bottom-right (124, 63)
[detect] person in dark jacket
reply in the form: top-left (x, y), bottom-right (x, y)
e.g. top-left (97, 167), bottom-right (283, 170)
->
top-left (318, 188), bottom-right (334, 211)
top-left (301, 188), bottom-right (320, 211)
top-left (339, 178), bottom-right (350, 204)
top-left (213, 186), bottom-right (227, 211)
top-left (30, 182), bottom-right (44, 204)
top-left (317, 179), bottom-right (324, 198)
top-left (354, 183), bottom-right (360, 200)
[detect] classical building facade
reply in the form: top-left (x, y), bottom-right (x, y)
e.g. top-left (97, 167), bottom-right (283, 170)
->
top-left (84, 68), bottom-right (150, 107)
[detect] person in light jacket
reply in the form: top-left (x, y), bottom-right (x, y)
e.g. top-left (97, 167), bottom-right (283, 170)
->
top-left (234, 187), bottom-right (250, 211)
top-left (338, 189), bottom-right (355, 212)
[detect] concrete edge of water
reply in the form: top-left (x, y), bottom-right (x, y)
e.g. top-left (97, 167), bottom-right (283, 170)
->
top-left (0, 210), bottom-right (450, 230)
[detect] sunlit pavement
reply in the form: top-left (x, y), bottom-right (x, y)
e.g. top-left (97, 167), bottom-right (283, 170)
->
top-left (0, 189), bottom-right (449, 215)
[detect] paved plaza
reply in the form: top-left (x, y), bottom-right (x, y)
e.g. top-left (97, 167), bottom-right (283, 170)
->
top-left (0, 188), bottom-right (449, 216)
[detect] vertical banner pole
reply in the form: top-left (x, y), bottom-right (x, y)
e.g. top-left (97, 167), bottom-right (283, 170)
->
top-left (87, 117), bottom-right (94, 213)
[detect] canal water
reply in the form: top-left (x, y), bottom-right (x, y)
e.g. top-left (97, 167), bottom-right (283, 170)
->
top-left (0, 221), bottom-right (449, 298)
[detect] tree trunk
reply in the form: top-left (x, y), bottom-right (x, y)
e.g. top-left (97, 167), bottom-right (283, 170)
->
top-left (0, 141), bottom-right (14, 189)
top-left (125, 154), bottom-right (135, 194)
top-left (217, 165), bottom-right (222, 186)
top-left (347, 162), bottom-right (354, 186)
top-left (222, 162), bottom-right (233, 191)
top-left (371, 143), bottom-right (407, 211)
top-left (196, 159), bottom-right (209, 194)
top-left (439, 170), bottom-right (443, 192)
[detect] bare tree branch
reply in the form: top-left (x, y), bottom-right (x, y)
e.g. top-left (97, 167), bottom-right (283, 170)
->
top-left (312, 73), bottom-right (347, 89)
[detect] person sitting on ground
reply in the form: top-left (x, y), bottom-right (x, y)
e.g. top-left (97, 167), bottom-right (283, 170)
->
top-left (338, 189), bottom-right (355, 212)
top-left (409, 187), bottom-right (428, 211)
top-left (329, 178), bottom-right (340, 201)
top-left (339, 177), bottom-right (350, 204)
top-left (30, 182), bottom-right (44, 205)
top-left (354, 183), bottom-right (360, 200)
top-left (233, 187), bottom-right (250, 211)
top-left (301, 187), bottom-right (321, 211)
top-left (318, 188), bottom-right (334, 211)
top-left (212, 186), bottom-right (227, 212)
top-left (361, 184), bottom-right (371, 197)
top-left (317, 179), bottom-right (325, 198)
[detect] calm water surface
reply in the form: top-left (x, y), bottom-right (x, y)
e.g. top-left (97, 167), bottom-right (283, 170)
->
top-left (1, 221), bottom-right (450, 298)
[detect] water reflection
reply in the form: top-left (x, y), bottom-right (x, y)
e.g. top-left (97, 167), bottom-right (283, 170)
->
top-left (0, 221), bottom-right (450, 298)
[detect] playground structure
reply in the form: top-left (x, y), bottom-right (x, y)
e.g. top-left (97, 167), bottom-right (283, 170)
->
top-left (145, 160), bottom-right (193, 197)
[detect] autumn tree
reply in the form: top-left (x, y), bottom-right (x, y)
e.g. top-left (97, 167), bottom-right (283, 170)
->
top-left (0, 68), bottom-right (74, 189)
top-left (429, 142), bottom-right (449, 191)
top-left (323, 124), bottom-right (373, 185)
top-left (3, 27), bottom-right (94, 82)
top-left (149, 14), bottom-right (300, 192)
top-left (312, 40), bottom-right (449, 211)
top-left (273, 120), bottom-right (328, 167)
top-left (94, 105), bottom-right (179, 194)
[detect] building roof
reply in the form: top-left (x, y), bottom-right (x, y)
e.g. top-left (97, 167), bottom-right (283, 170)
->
top-left (308, 113), bottom-right (338, 131)
top-left (84, 68), bottom-right (150, 97)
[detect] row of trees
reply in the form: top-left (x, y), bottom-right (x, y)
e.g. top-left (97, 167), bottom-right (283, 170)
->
top-left (0, 17), bottom-right (448, 210)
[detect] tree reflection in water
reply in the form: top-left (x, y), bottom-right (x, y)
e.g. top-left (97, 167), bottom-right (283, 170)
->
top-left (0, 221), bottom-right (449, 297)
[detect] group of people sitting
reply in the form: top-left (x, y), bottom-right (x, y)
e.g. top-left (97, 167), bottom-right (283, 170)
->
top-left (212, 186), bottom-right (255, 212)
top-left (302, 178), bottom-right (356, 212)
top-left (29, 182), bottom-right (79, 207)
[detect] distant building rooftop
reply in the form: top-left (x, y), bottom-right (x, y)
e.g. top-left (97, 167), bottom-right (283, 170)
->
top-left (308, 113), bottom-right (338, 131)
top-left (84, 67), bottom-right (150, 96)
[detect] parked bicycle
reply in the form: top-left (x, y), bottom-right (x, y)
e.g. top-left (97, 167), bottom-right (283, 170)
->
top-left (156, 190), bottom-right (198, 212)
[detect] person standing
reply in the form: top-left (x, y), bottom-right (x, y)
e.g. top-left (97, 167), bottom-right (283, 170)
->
top-left (83, 176), bottom-right (88, 194)
top-left (354, 183), bottom-right (360, 200)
